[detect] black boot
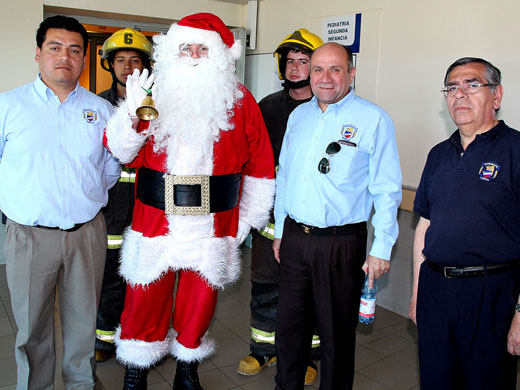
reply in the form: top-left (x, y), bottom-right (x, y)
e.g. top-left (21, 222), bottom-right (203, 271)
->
top-left (173, 361), bottom-right (204, 390)
top-left (123, 366), bottom-right (148, 390)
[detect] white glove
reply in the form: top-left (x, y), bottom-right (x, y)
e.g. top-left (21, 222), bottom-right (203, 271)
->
top-left (236, 219), bottom-right (251, 245)
top-left (125, 68), bottom-right (157, 117)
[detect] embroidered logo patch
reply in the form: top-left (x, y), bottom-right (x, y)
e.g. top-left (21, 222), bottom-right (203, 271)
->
top-left (479, 162), bottom-right (500, 181)
top-left (340, 124), bottom-right (358, 140)
top-left (83, 110), bottom-right (98, 123)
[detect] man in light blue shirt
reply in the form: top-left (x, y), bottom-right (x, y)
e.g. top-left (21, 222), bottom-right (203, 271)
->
top-left (273, 42), bottom-right (401, 390)
top-left (0, 15), bottom-right (120, 389)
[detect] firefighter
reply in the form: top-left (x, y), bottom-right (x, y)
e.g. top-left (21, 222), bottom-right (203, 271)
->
top-left (98, 28), bottom-right (153, 104)
top-left (95, 28), bottom-right (153, 362)
top-left (237, 29), bottom-right (323, 386)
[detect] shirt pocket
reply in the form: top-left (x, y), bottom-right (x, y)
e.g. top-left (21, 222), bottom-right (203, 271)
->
top-left (327, 145), bottom-right (358, 181)
top-left (74, 121), bottom-right (105, 160)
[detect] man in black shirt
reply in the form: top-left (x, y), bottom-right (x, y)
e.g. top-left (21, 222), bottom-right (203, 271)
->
top-left (411, 57), bottom-right (520, 389)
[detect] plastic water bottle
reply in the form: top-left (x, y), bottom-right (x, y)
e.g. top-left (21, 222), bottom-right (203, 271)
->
top-left (359, 275), bottom-right (378, 324)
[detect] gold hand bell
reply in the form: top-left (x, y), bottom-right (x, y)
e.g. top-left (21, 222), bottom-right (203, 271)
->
top-left (136, 90), bottom-right (159, 121)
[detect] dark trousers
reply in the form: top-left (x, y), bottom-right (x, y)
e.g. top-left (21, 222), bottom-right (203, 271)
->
top-left (250, 233), bottom-right (321, 359)
top-left (275, 218), bottom-right (366, 390)
top-left (250, 280), bottom-right (279, 356)
top-left (251, 231), bottom-right (280, 282)
top-left (417, 262), bottom-right (520, 390)
top-left (96, 247), bottom-right (126, 351)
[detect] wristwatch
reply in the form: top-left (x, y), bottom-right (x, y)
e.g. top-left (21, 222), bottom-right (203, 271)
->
top-left (515, 303), bottom-right (520, 313)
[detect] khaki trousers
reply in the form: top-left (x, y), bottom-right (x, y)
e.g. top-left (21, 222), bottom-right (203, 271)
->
top-left (4, 213), bottom-right (106, 389)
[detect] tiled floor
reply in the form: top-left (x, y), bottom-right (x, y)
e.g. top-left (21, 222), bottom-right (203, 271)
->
top-left (0, 247), bottom-right (422, 390)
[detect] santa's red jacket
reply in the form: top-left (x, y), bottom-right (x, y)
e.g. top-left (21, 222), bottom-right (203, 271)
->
top-left (105, 85), bottom-right (275, 288)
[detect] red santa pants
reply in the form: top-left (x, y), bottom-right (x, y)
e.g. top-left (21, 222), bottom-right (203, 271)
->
top-left (119, 269), bottom-right (218, 351)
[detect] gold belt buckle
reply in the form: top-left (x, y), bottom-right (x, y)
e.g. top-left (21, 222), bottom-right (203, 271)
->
top-left (164, 174), bottom-right (210, 216)
top-left (301, 224), bottom-right (312, 234)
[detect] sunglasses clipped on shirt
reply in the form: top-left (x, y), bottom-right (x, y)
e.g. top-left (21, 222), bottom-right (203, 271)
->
top-left (318, 140), bottom-right (357, 174)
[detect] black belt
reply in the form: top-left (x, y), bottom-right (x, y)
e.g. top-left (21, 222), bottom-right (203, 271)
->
top-left (427, 260), bottom-right (519, 278)
top-left (288, 217), bottom-right (366, 236)
top-left (137, 167), bottom-right (242, 215)
top-left (35, 223), bottom-right (85, 232)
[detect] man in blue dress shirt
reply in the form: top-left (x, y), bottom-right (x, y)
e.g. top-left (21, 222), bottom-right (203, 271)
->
top-left (0, 15), bottom-right (120, 389)
top-left (273, 42), bottom-right (401, 389)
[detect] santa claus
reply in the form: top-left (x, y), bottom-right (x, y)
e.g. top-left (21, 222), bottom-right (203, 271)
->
top-left (104, 13), bottom-right (275, 390)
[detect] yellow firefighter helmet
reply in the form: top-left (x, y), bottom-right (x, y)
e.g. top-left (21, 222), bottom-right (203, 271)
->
top-left (274, 29), bottom-right (323, 80)
top-left (100, 28), bottom-right (153, 71)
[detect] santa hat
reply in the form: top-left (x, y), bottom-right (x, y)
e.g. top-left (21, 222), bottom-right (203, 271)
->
top-left (176, 13), bottom-right (242, 60)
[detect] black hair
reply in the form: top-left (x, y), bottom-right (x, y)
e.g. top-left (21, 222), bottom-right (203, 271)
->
top-left (108, 49), bottom-right (152, 72)
top-left (278, 47), bottom-right (311, 79)
top-left (444, 57), bottom-right (501, 87)
top-left (36, 15), bottom-right (89, 55)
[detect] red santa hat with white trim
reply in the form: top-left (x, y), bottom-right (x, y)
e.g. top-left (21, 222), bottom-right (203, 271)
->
top-left (173, 12), bottom-right (242, 61)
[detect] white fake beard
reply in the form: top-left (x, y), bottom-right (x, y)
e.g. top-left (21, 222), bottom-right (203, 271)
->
top-left (149, 56), bottom-right (241, 175)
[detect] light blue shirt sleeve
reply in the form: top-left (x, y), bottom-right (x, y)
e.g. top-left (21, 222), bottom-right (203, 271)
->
top-left (0, 106), bottom-right (5, 161)
top-left (367, 113), bottom-right (402, 260)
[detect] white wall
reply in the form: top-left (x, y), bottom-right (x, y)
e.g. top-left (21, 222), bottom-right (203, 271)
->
top-left (0, 0), bottom-right (43, 91)
top-left (45, 0), bottom-right (243, 24)
top-left (246, 0), bottom-right (520, 187)
top-left (244, 53), bottom-right (281, 101)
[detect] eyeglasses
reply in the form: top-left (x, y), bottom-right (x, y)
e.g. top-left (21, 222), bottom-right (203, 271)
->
top-left (441, 82), bottom-right (497, 97)
top-left (318, 142), bottom-right (341, 174)
top-left (179, 43), bottom-right (209, 58)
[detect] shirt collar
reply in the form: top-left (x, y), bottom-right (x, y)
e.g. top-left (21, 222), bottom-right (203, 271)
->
top-left (34, 74), bottom-right (80, 103)
top-left (478, 119), bottom-right (507, 138)
top-left (449, 120), bottom-right (507, 148)
top-left (311, 89), bottom-right (356, 116)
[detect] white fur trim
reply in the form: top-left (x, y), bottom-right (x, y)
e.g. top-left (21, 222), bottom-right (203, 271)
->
top-left (119, 223), bottom-right (241, 288)
top-left (105, 103), bottom-right (148, 164)
top-left (239, 175), bottom-right (276, 230)
top-left (229, 40), bottom-right (242, 61)
top-left (170, 24), bottom-right (221, 45)
top-left (114, 327), bottom-right (175, 368)
top-left (170, 331), bottom-right (215, 362)
top-left (154, 23), bottom-right (238, 65)
top-left (235, 219), bottom-right (250, 245)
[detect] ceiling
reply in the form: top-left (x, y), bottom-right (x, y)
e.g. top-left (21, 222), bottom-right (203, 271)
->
top-left (210, 0), bottom-right (257, 4)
